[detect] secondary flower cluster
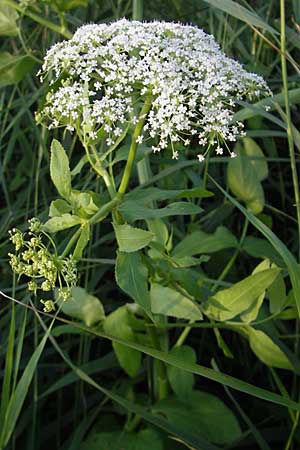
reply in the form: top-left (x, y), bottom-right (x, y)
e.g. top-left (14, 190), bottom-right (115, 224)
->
top-left (8, 218), bottom-right (77, 310)
top-left (38, 19), bottom-right (270, 159)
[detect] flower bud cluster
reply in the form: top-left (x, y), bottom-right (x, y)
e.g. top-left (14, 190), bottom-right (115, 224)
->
top-left (8, 219), bottom-right (77, 310)
top-left (38, 19), bottom-right (270, 160)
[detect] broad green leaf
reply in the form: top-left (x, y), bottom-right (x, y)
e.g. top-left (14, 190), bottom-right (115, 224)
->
top-left (57, 287), bottom-right (105, 327)
top-left (203, 0), bottom-right (278, 35)
top-left (0, 53), bottom-right (34, 88)
top-left (73, 224), bottom-right (90, 260)
top-left (227, 149), bottom-right (264, 214)
top-left (172, 226), bottom-right (237, 258)
top-left (241, 259), bottom-right (271, 323)
top-left (167, 346), bottom-right (196, 400)
top-left (242, 236), bottom-right (283, 265)
top-left (0, 4), bottom-right (18, 36)
top-left (42, 214), bottom-right (82, 233)
top-left (126, 186), bottom-right (213, 203)
top-left (50, 139), bottom-right (72, 200)
top-left (210, 175), bottom-right (300, 320)
top-left (82, 429), bottom-right (163, 450)
top-left (103, 306), bottom-right (141, 377)
top-left (150, 283), bottom-right (202, 320)
top-left (247, 328), bottom-right (293, 370)
top-left (153, 391), bottom-right (241, 445)
top-left (115, 251), bottom-right (151, 315)
top-left (119, 200), bottom-right (202, 222)
top-left (114, 223), bottom-right (154, 252)
top-left (268, 272), bottom-right (287, 314)
top-left (204, 268), bottom-right (280, 321)
top-left (49, 199), bottom-right (72, 217)
top-left (243, 137), bottom-right (268, 181)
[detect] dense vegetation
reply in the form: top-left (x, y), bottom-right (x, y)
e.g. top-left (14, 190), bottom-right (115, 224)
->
top-left (1, 1), bottom-right (300, 449)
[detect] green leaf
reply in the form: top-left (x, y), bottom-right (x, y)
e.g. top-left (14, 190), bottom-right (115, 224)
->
top-left (150, 283), bottom-right (202, 320)
top-left (50, 139), bottom-right (72, 200)
top-left (240, 259), bottom-right (270, 323)
top-left (70, 190), bottom-right (99, 218)
top-left (227, 149), bottom-right (264, 214)
top-left (172, 226), bottom-right (237, 258)
top-left (0, 53), bottom-right (35, 88)
top-left (0, 4), bottom-right (18, 36)
top-left (126, 186), bottom-right (213, 203)
top-left (204, 268), bottom-right (280, 321)
top-left (153, 391), bottom-right (242, 445)
top-left (268, 272), bottom-right (287, 314)
top-left (57, 287), bottom-right (105, 327)
top-left (54, 320), bottom-right (300, 411)
top-left (82, 429), bottom-right (164, 450)
top-left (247, 328), bottom-right (293, 370)
top-left (73, 224), bottom-right (90, 260)
top-left (114, 223), bottom-right (154, 252)
top-left (243, 137), bottom-right (268, 181)
top-left (49, 199), bottom-right (72, 217)
top-left (103, 306), bottom-right (141, 377)
top-left (119, 200), bottom-right (202, 222)
top-left (167, 346), bottom-right (196, 400)
top-left (242, 236), bottom-right (283, 265)
top-left (203, 0), bottom-right (278, 35)
top-left (42, 214), bottom-right (82, 233)
top-left (210, 175), bottom-right (300, 321)
top-left (115, 251), bottom-right (151, 316)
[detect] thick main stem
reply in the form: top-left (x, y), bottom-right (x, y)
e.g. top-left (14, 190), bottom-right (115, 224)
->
top-left (280, 0), bottom-right (300, 259)
top-left (118, 96), bottom-right (152, 196)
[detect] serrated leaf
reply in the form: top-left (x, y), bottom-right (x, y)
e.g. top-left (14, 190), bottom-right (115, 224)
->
top-left (247, 328), bottom-right (293, 370)
top-left (204, 268), bottom-right (280, 321)
top-left (114, 223), bottom-right (154, 252)
top-left (50, 139), bottom-right (72, 200)
top-left (42, 214), bottom-right (82, 233)
top-left (150, 283), bottom-right (202, 320)
top-left (57, 287), bottom-right (105, 327)
top-left (103, 306), bottom-right (141, 377)
top-left (115, 251), bottom-right (151, 316)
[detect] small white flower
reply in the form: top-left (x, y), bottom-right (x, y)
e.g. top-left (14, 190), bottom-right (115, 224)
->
top-left (136, 135), bottom-right (143, 144)
top-left (172, 150), bottom-right (179, 159)
top-left (230, 151), bottom-right (237, 158)
top-left (197, 154), bottom-right (205, 162)
top-left (215, 146), bottom-right (223, 155)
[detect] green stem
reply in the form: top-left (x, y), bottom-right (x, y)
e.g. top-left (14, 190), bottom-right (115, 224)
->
top-left (280, 0), bottom-right (300, 259)
top-left (132, 0), bottom-right (143, 20)
top-left (118, 96), bottom-right (152, 196)
top-left (83, 143), bottom-right (116, 199)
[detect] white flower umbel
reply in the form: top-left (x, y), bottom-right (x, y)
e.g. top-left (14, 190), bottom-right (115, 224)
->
top-left (38, 19), bottom-right (270, 159)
